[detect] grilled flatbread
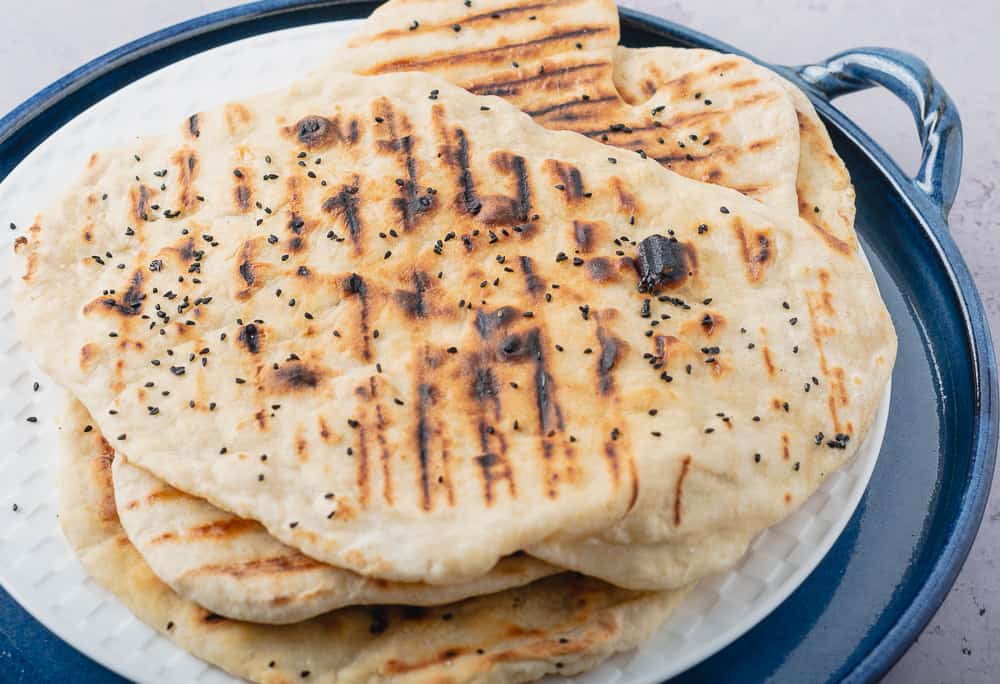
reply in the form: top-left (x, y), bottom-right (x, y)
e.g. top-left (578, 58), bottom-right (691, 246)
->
top-left (611, 47), bottom-right (857, 253)
top-left (110, 428), bottom-right (558, 624)
top-left (59, 398), bottom-right (689, 684)
top-left (14, 69), bottom-right (894, 588)
top-left (342, 0), bottom-right (803, 214)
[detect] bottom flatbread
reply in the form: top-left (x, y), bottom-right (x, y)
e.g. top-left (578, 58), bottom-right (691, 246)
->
top-left (58, 398), bottom-right (689, 684)
top-left (99, 397), bottom-right (559, 624)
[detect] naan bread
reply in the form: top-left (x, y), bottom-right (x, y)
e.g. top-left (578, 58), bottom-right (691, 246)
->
top-left (15, 69), bottom-right (894, 588)
top-left (342, 0), bottom-right (802, 214)
top-left (109, 422), bottom-right (558, 624)
top-left (611, 47), bottom-right (857, 253)
top-left (59, 398), bottom-right (689, 684)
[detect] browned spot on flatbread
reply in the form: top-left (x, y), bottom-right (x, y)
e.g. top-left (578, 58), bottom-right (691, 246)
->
top-left (90, 439), bottom-right (117, 523)
top-left (322, 178), bottom-right (364, 253)
top-left (383, 646), bottom-right (471, 676)
top-left (237, 323), bottom-right (262, 354)
top-left (233, 167), bottom-right (253, 213)
top-left (609, 177), bottom-right (641, 216)
top-left (586, 257), bottom-right (616, 282)
top-left (674, 454), bottom-right (692, 526)
top-left (343, 273), bottom-right (372, 361)
top-left (356, 422), bottom-right (371, 510)
top-left (172, 148), bottom-right (200, 211)
top-left (734, 221), bottom-right (774, 282)
top-left (150, 517), bottom-right (259, 544)
top-left (186, 552), bottom-right (323, 579)
top-left (84, 269), bottom-right (144, 318)
top-left (782, 433), bottom-right (791, 461)
top-left (544, 159), bottom-right (586, 201)
top-left (572, 220), bottom-right (597, 253)
top-left (762, 346), bottom-right (776, 376)
top-left (224, 103), bottom-right (252, 136)
top-left (266, 361), bottom-right (327, 394)
top-left (186, 113), bottom-right (200, 139)
top-left (235, 239), bottom-right (268, 301)
top-left (130, 184), bottom-right (152, 223)
top-left (121, 488), bottom-right (184, 511)
top-left (284, 114), bottom-right (362, 150)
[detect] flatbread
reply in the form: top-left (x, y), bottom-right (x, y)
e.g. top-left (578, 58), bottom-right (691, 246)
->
top-left (611, 47), bottom-right (857, 253)
top-left (342, 0), bottom-right (803, 214)
top-left (14, 69), bottom-right (894, 589)
top-left (109, 421), bottom-right (558, 624)
top-left (59, 398), bottom-right (688, 684)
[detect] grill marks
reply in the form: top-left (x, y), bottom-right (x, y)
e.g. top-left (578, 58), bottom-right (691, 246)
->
top-left (674, 455), bottom-right (692, 526)
top-left (734, 222), bottom-right (774, 283)
top-left (150, 517), bottom-right (260, 545)
top-left (235, 240), bottom-right (267, 301)
top-left (394, 271), bottom-right (432, 319)
top-left (413, 376), bottom-right (456, 511)
top-left (519, 256), bottom-right (545, 297)
top-left (343, 273), bottom-right (373, 361)
top-left (468, 61), bottom-right (607, 98)
top-left (806, 271), bottom-right (850, 433)
top-left (188, 552), bottom-right (322, 579)
top-left (595, 325), bottom-right (621, 395)
top-left (322, 179), bottom-right (364, 252)
top-left (362, 25), bottom-right (612, 74)
top-left (285, 176), bottom-right (309, 253)
top-left (233, 167), bottom-right (253, 213)
top-left (186, 113), bottom-right (201, 139)
top-left (527, 331), bottom-right (564, 433)
top-left (131, 184), bottom-right (152, 223)
top-left (433, 113), bottom-right (483, 217)
top-left (472, 306), bottom-right (580, 502)
top-left (90, 269), bottom-right (144, 318)
top-left (525, 94), bottom-right (616, 120)
top-left (373, 99), bottom-right (437, 230)
top-left (172, 149), bottom-right (199, 212)
top-left (364, 376), bottom-right (395, 506)
top-left (545, 159), bottom-right (586, 201)
top-left (476, 152), bottom-right (532, 227)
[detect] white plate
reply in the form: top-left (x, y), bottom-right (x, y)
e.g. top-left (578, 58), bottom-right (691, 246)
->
top-left (0, 19), bottom-right (892, 684)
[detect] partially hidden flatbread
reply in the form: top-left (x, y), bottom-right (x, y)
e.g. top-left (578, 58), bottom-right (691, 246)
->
top-left (59, 397), bottom-right (688, 684)
top-left (342, 0), bottom-right (801, 215)
top-left (343, 0), bottom-right (855, 253)
top-left (110, 424), bottom-right (559, 624)
top-left (610, 47), bottom-right (857, 253)
top-left (15, 69), bottom-right (894, 588)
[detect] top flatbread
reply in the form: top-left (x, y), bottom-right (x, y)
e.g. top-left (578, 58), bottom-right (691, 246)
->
top-left (14, 69), bottom-right (894, 585)
top-left (341, 0), bottom-right (801, 214)
top-left (59, 396), bottom-right (689, 684)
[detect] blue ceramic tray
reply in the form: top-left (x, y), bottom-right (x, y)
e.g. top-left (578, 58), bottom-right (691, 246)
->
top-left (0, 2), bottom-right (995, 682)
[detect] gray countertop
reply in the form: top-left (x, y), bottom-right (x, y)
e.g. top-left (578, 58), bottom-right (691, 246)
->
top-left (2, 0), bottom-right (997, 681)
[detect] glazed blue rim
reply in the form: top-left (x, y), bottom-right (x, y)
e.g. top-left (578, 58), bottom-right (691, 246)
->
top-left (0, 2), bottom-right (994, 682)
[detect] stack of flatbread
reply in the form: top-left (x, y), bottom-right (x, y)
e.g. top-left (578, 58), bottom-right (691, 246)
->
top-left (11, 0), bottom-right (896, 682)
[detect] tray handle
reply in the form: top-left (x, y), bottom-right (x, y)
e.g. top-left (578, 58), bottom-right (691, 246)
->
top-left (792, 48), bottom-right (962, 220)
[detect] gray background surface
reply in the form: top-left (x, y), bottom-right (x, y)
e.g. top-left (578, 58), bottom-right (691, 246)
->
top-left (1, 1), bottom-right (997, 681)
